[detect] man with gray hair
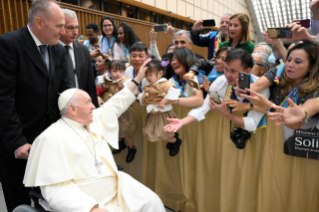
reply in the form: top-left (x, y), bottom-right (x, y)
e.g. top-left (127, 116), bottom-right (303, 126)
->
top-left (191, 13), bottom-right (232, 60)
top-left (59, 9), bottom-right (98, 107)
top-left (0, 0), bottom-right (70, 211)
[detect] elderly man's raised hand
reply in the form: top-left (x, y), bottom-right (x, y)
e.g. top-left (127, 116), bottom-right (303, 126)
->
top-left (150, 27), bottom-right (157, 44)
top-left (90, 208), bottom-right (110, 212)
top-left (136, 58), bottom-right (152, 81)
top-left (166, 25), bottom-right (175, 37)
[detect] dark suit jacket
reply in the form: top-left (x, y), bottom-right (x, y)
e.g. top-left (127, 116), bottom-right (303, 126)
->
top-left (0, 26), bottom-right (71, 152)
top-left (73, 40), bottom-right (98, 107)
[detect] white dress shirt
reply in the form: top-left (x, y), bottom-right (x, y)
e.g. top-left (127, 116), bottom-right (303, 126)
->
top-left (188, 75), bottom-right (270, 132)
top-left (27, 25), bottom-right (49, 70)
top-left (59, 40), bottom-right (79, 88)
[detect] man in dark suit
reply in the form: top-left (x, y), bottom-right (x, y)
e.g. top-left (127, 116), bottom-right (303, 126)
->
top-left (59, 8), bottom-right (98, 107)
top-left (0, 0), bottom-right (70, 211)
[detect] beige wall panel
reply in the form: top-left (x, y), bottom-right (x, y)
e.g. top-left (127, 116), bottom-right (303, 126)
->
top-left (155, 0), bottom-right (166, 10)
top-left (177, 0), bottom-right (186, 17)
top-left (201, 0), bottom-right (208, 10)
top-left (167, 0), bottom-right (177, 14)
top-left (194, 7), bottom-right (201, 20)
top-left (141, 0), bottom-right (155, 6)
top-left (208, 0), bottom-right (214, 13)
top-left (201, 10), bottom-right (208, 20)
top-left (186, 1), bottom-right (194, 18)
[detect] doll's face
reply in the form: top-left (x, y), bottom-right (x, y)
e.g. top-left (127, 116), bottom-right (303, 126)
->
top-left (145, 70), bottom-right (163, 84)
top-left (110, 68), bottom-right (124, 80)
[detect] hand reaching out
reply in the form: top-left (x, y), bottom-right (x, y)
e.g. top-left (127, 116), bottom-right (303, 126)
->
top-left (268, 98), bottom-right (306, 126)
top-left (183, 72), bottom-right (195, 81)
top-left (192, 19), bottom-right (207, 34)
top-left (163, 118), bottom-right (184, 132)
top-left (200, 76), bottom-right (209, 91)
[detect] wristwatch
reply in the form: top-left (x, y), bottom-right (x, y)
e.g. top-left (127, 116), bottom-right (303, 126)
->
top-left (313, 36), bottom-right (318, 45)
top-left (267, 104), bottom-right (276, 113)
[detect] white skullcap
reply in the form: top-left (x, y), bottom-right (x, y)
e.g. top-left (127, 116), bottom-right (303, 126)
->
top-left (58, 88), bottom-right (78, 111)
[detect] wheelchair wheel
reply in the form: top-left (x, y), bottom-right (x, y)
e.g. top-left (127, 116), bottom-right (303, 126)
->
top-left (13, 204), bottom-right (39, 212)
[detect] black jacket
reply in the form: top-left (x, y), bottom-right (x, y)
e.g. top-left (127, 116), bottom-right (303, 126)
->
top-left (0, 26), bottom-right (71, 152)
top-left (72, 40), bottom-right (98, 107)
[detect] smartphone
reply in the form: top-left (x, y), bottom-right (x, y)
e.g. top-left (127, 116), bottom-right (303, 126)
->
top-left (208, 90), bottom-right (221, 104)
top-left (154, 24), bottom-right (167, 32)
top-left (268, 27), bottom-right (292, 39)
top-left (299, 19), bottom-right (310, 28)
top-left (202, 19), bottom-right (216, 27)
top-left (238, 72), bottom-right (250, 95)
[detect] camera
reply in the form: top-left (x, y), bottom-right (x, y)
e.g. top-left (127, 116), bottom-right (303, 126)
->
top-left (230, 128), bottom-right (251, 149)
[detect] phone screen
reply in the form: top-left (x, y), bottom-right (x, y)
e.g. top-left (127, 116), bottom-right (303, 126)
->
top-left (154, 25), bottom-right (167, 32)
top-left (202, 19), bottom-right (216, 27)
top-left (268, 27), bottom-right (292, 39)
top-left (238, 72), bottom-right (250, 95)
top-left (208, 91), bottom-right (221, 104)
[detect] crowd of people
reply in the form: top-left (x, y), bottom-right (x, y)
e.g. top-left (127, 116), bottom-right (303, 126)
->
top-left (1, 0), bottom-right (319, 211)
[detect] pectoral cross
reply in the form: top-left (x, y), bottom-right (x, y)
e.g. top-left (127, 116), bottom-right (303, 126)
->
top-left (94, 158), bottom-right (103, 175)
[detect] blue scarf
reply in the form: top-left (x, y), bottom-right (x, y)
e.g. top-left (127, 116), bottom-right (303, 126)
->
top-left (207, 67), bottom-right (224, 82)
top-left (173, 75), bottom-right (186, 97)
top-left (280, 84), bottom-right (301, 108)
top-left (101, 36), bottom-right (115, 56)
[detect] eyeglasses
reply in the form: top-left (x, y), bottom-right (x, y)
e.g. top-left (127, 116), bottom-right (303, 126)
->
top-left (253, 61), bottom-right (263, 67)
top-left (103, 24), bottom-right (113, 28)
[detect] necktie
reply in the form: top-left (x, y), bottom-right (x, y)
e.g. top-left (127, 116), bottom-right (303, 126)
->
top-left (65, 45), bottom-right (76, 87)
top-left (39, 45), bottom-right (48, 70)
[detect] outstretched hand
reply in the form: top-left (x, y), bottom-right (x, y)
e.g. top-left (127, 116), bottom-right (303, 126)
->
top-left (163, 118), bottom-right (184, 132)
top-left (240, 88), bottom-right (271, 112)
top-left (268, 98), bottom-right (305, 126)
top-left (224, 99), bottom-right (250, 112)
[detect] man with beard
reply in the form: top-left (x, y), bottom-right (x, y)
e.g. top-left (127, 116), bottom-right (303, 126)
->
top-left (84, 23), bottom-right (101, 52)
top-left (191, 13), bottom-right (231, 60)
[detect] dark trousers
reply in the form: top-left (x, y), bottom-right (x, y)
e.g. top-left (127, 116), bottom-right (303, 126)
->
top-left (0, 138), bottom-right (31, 212)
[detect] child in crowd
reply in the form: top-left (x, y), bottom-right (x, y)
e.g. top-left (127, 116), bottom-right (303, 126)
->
top-left (101, 60), bottom-right (138, 163)
top-left (138, 59), bottom-right (182, 156)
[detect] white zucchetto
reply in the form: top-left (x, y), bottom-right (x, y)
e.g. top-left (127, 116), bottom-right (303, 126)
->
top-left (58, 88), bottom-right (78, 111)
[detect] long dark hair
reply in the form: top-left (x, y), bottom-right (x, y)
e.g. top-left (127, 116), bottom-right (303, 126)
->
top-left (100, 16), bottom-right (119, 43)
top-left (172, 48), bottom-right (198, 73)
top-left (118, 22), bottom-right (140, 48)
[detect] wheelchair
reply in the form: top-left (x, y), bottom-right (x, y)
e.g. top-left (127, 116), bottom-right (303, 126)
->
top-left (13, 165), bottom-right (124, 212)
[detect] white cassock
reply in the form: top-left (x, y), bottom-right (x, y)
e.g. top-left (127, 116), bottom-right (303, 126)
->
top-left (23, 87), bottom-right (166, 212)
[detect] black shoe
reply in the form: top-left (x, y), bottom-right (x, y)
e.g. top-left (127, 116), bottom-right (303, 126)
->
top-left (112, 138), bottom-right (127, 154)
top-left (166, 133), bottom-right (179, 149)
top-left (117, 165), bottom-right (124, 171)
top-left (126, 146), bottom-right (137, 163)
top-left (169, 138), bottom-right (182, 157)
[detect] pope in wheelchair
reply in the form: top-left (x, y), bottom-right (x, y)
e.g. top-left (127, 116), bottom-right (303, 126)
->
top-left (19, 65), bottom-right (166, 212)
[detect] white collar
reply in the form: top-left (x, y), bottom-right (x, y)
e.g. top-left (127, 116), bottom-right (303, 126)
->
top-left (150, 78), bottom-right (167, 86)
top-left (62, 116), bottom-right (85, 129)
top-left (105, 73), bottom-right (125, 83)
top-left (59, 40), bottom-right (74, 49)
top-left (27, 25), bottom-right (46, 47)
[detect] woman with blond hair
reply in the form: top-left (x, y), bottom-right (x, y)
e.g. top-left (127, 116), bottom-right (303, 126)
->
top-left (219, 13), bottom-right (255, 53)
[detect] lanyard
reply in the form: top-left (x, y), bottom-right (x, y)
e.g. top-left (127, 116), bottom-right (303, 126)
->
top-left (133, 69), bottom-right (142, 92)
top-left (173, 75), bottom-right (186, 97)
